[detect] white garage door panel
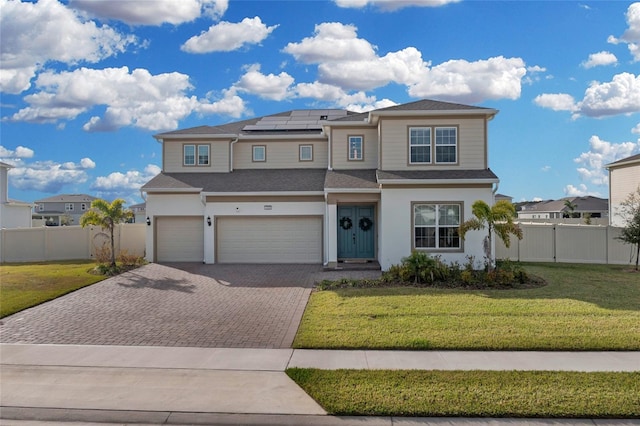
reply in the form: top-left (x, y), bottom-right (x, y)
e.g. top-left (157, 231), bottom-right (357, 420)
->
top-left (217, 217), bottom-right (322, 263)
top-left (157, 217), bottom-right (204, 262)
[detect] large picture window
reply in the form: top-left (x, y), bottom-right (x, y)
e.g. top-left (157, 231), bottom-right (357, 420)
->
top-left (409, 127), bottom-right (431, 164)
top-left (348, 136), bottom-right (363, 161)
top-left (435, 127), bottom-right (457, 163)
top-left (184, 144), bottom-right (210, 166)
top-left (413, 203), bottom-right (461, 250)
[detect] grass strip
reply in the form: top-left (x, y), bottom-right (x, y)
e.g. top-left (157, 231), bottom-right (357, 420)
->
top-left (294, 263), bottom-right (640, 350)
top-left (1, 261), bottom-right (105, 318)
top-left (287, 369), bottom-right (640, 418)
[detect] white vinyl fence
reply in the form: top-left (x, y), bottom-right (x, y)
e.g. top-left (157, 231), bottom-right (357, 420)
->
top-left (496, 223), bottom-right (636, 265)
top-left (0, 224), bottom-right (146, 263)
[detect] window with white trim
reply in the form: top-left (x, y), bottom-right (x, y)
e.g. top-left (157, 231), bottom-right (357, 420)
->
top-left (65, 203), bottom-right (74, 211)
top-left (409, 127), bottom-right (431, 164)
top-left (38, 204), bottom-right (44, 211)
top-left (413, 203), bottom-right (461, 249)
top-left (184, 144), bottom-right (209, 166)
top-left (348, 136), bottom-right (363, 161)
top-left (435, 127), bottom-right (457, 163)
top-left (299, 145), bottom-right (313, 161)
top-left (81, 203), bottom-right (87, 211)
top-left (253, 145), bottom-right (266, 162)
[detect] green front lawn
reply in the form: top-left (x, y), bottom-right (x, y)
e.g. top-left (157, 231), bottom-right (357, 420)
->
top-left (294, 263), bottom-right (640, 350)
top-left (287, 369), bottom-right (640, 418)
top-left (0, 261), bottom-right (105, 318)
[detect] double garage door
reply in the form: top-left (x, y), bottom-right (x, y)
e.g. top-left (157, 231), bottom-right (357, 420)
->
top-left (156, 216), bottom-right (322, 263)
top-left (217, 216), bottom-right (322, 264)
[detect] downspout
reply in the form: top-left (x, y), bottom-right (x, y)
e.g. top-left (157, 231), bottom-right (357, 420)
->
top-left (229, 137), bottom-right (239, 172)
top-left (327, 129), bottom-right (333, 171)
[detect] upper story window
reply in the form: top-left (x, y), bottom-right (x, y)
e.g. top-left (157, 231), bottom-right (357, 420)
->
top-left (299, 145), bottom-right (313, 161)
top-left (348, 136), bottom-right (363, 161)
top-left (81, 203), bottom-right (87, 211)
top-left (184, 144), bottom-right (210, 166)
top-left (409, 127), bottom-right (431, 164)
top-left (253, 145), bottom-right (266, 162)
top-left (413, 203), bottom-right (461, 250)
top-left (435, 127), bottom-right (457, 163)
top-left (38, 203), bottom-right (44, 211)
top-left (65, 203), bottom-right (74, 211)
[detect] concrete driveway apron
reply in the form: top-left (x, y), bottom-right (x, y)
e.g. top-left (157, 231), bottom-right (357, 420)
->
top-left (0, 263), bottom-right (320, 349)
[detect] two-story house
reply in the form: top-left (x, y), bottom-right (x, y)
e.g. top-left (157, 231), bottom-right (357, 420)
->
top-left (33, 194), bottom-right (97, 226)
top-left (606, 153), bottom-right (640, 227)
top-left (141, 99), bottom-right (499, 270)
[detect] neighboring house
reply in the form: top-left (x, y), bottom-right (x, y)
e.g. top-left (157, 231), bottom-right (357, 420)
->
top-left (517, 196), bottom-right (608, 221)
top-left (33, 194), bottom-right (97, 226)
top-left (606, 153), bottom-right (640, 227)
top-left (128, 202), bottom-right (146, 224)
top-left (495, 193), bottom-right (513, 204)
top-left (142, 99), bottom-right (500, 270)
top-left (0, 161), bottom-right (33, 229)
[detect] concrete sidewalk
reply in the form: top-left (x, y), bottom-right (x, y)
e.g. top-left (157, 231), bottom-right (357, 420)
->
top-left (1, 344), bottom-right (639, 425)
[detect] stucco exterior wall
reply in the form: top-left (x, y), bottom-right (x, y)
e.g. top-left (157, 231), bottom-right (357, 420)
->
top-left (233, 139), bottom-right (328, 169)
top-left (330, 127), bottom-right (379, 170)
top-left (378, 187), bottom-right (494, 270)
top-left (379, 117), bottom-right (486, 171)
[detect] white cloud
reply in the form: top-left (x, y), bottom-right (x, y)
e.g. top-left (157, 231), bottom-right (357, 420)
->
top-left (608, 2), bottom-right (640, 61)
top-left (182, 17), bottom-right (278, 53)
top-left (283, 22), bottom-right (377, 63)
top-left (92, 164), bottom-right (161, 195)
top-left (532, 197), bottom-right (543, 202)
top-left (233, 64), bottom-right (294, 101)
top-left (5, 157), bottom-right (97, 193)
top-left (284, 23), bottom-right (528, 104)
top-left (5, 67), bottom-right (248, 131)
top-left (563, 184), bottom-right (601, 197)
top-left (573, 135), bottom-right (640, 186)
top-left (70, 0), bottom-right (228, 25)
top-left (541, 165), bottom-right (551, 172)
top-left (407, 56), bottom-right (527, 103)
top-left (581, 51), bottom-right (618, 68)
top-left (534, 73), bottom-right (640, 118)
top-left (0, 0), bottom-right (136, 94)
top-left (633, 123), bottom-right (640, 134)
top-left (333, 0), bottom-right (460, 11)
top-left (533, 93), bottom-right (577, 112)
top-left (578, 72), bottom-right (640, 117)
top-left (0, 145), bottom-right (35, 160)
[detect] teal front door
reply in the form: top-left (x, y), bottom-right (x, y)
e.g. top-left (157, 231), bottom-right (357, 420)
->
top-left (337, 206), bottom-right (375, 259)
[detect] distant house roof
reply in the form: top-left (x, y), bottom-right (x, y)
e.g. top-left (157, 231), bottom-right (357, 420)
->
top-left (519, 196), bottom-right (608, 213)
top-left (34, 194), bottom-right (98, 203)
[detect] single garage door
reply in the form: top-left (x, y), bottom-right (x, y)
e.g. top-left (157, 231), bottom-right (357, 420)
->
top-left (217, 216), bottom-right (322, 263)
top-left (156, 216), bottom-right (204, 262)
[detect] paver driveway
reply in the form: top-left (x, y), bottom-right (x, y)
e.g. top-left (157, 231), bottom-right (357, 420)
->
top-left (0, 263), bottom-right (327, 349)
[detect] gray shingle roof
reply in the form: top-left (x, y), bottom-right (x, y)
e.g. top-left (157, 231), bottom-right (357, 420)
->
top-left (143, 169), bottom-right (327, 193)
top-left (373, 99), bottom-right (493, 112)
top-left (521, 196), bottom-right (608, 213)
top-left (377, 169), bottom-right (499, 181)
top-left (34, 194), bottom-right (98, 203)
top-left (325, 170), bottom-right (379, 189)
top-left (607, 153), bottom-right (640, 167)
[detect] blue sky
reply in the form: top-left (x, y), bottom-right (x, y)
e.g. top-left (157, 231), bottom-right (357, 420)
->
top-left (1, 0), bottom-right (639, 206)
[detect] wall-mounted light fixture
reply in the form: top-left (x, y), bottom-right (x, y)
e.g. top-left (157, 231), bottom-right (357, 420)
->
top-left (207, 216), bottom-right (212, 226)
top-left (146, 216), bottom-right (151, 226)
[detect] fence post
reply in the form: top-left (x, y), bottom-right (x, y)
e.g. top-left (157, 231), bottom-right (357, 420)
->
top-left (553, 225), bottom-right (557, 262)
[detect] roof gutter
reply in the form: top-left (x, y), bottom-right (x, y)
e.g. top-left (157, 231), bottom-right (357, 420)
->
top-left (377, 178), bottom-right (499, 185)
top-left (367, 109), bottom-right (499, 125)
top-left (202, 191), bottom-right (325, 197)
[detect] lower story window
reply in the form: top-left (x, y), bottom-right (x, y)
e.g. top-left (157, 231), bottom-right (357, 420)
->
top-left (413, 203), bottom-right (461, 249)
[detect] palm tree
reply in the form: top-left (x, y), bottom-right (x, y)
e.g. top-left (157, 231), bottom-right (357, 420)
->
top-left (459, 200), bottom-right (523, 270)
top-left (80, 199), bottom-right (133, 267)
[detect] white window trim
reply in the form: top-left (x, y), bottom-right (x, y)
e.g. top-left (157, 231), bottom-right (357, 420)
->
top-left (184, 144), bottom-right (196, 166)
top-left (65, 203), bottom-right (74, 212)
top-left (299, 144), bottom-right (313, 161)
top-left (434, 126), bottom-right (458, 164)
top-left (81, 203), bottom-right (87, 211)
top-left (197, 145), bottom-right (210, 166)
top-left (252, 145), bottom-right (266, 162)
top-left (348, 136), bottom-right (364, 161)
top-left (409, 127), bottom-right (432, 164)
top-left (184, 144), bottom-right (210, 166)
top-left (412, 202), bottom-right (463, 251)
top-left (38, 204), bottom-right (44, 211)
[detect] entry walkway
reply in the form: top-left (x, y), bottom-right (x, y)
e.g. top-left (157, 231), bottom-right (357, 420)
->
top-left (1, 344), bottom-right (638, 425)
